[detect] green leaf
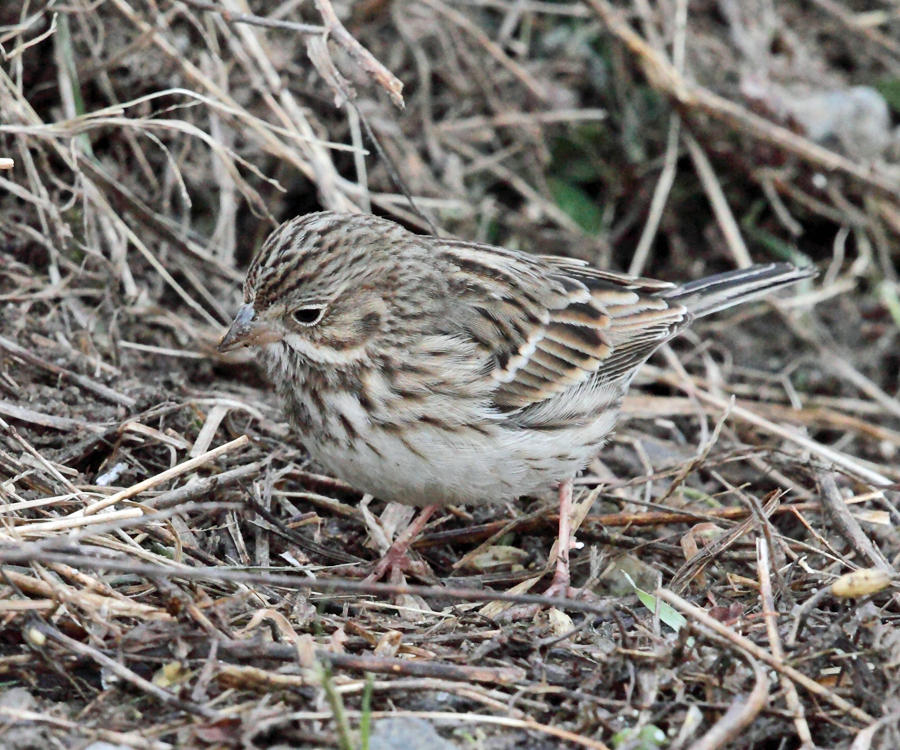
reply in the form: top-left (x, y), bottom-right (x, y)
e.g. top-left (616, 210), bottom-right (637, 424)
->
top-left (876, 78), bottom-right (900, 114)
top-left (611, 724), bottom-right (667, 748)
top-left (878, 281), bottom-right (900, 330)
top-left (622, 572), bottom-right (686, 633)
top-left (548, 178), bottom-right (604, 235)
top-left (360, 672), bottom-right (374, 750)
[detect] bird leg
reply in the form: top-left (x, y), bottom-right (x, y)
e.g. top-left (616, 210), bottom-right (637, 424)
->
top-left (543, 478), bottom-right (579, 598)
top-left (364, 504), bottom-right (437, 583)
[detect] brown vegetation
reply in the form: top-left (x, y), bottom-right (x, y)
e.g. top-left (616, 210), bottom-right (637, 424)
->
top-left (0, 0), bottom-right (898, 747)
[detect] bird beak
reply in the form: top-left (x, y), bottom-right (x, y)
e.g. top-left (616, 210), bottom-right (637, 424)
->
top-left (218, 304), bottom-right (280, 352)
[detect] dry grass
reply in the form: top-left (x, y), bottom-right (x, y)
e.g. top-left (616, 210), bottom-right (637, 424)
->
top-left (1, 0), bottom-right (899, 748)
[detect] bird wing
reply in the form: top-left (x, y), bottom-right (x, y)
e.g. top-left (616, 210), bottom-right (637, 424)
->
top-left (434, 240), bottom-right (691, 413)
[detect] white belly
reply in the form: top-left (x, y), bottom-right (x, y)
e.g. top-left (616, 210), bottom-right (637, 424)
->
top-left (305, 409), bottom-right (619, 507)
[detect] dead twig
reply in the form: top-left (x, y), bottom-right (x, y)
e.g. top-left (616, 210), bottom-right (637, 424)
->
top-left (35, 621), bottom-right (219, 720)
top-left (78, 435), bottom-right (250, 516)
top-left (312, 0), bottom-right (404, 108)
top-left (756, 538), bottom-right (813, 747)
top-left (217, 643), bottom-right (525, 684)
top-left (0, 334), bottom-right (136, 408)
top-left (0, 401), bottom-right (106, 433)
top-left (816, 470), bottom-right (893, 572)
top-left (585, 0), bottom-right (900, 199)
top-left (690, 644), bottom-right (768, 750)
top-left (658, 587), bottom-right (875, 723)
top-left (178, 0), bottom-right (324, 35)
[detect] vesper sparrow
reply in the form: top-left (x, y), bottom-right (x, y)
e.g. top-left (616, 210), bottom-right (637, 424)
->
top-left (219, 211), bottom-right (814, 594)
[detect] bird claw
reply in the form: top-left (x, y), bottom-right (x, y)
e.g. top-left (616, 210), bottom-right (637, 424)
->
top-left (363, 544), bottom-right (433, 583)
top-left (541, 580), bottom-right (597, 602)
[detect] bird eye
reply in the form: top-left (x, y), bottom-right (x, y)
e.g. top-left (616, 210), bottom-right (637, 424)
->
top-left (291, 305), bottom-right (326, 326)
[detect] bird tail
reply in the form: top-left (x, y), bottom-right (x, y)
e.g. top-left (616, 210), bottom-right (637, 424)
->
top-left (660, 262), bottom-right (816, 318)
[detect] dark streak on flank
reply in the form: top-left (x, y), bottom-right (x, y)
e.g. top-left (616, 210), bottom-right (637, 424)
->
top-left (338, 414), bottom-right (358, 442)
top-left (356, 390), bottom-right (374, 413)
top-left (399, 434), bottom-right (427, 459)
top-left (364, 439), bottom-right (384, 458)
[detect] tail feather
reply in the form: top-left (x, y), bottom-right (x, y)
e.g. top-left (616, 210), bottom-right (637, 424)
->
top-left (661, 262), bottom-right (815, 318)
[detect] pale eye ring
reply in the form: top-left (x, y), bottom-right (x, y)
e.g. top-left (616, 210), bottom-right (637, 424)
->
top-left (291, 305), bottom-right (326, 327)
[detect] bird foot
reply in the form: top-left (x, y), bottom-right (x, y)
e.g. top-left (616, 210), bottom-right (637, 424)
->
top-left (494, 575), bottom-right (597, 622)
top-left (537, 478), bottom-right (598, 601)
top-left (542, 576), bottom-right (589, 601)
top-left (356, 504), bottom-right (438, 583)
top-left (363, 542), bottom-right (433, 583)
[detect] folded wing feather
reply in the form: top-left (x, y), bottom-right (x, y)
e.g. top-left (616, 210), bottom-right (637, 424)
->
top-left (436, 242), bottom-right (691, 414)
